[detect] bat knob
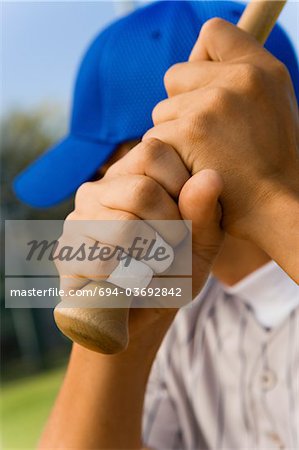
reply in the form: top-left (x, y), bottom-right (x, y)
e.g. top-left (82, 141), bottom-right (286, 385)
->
top-left (54, 281), bottom-right (132, 354)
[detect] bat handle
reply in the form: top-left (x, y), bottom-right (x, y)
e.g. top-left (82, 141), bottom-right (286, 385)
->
top-left (54, 281), bottom-right (132, 354)
top-left (53, 0), bottom-right (287, 355)
top-left (237, 0), bottom-right (286, 44)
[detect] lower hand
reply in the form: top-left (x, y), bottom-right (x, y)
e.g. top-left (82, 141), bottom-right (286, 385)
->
top-left (56, 139), bottom-right (224, 351)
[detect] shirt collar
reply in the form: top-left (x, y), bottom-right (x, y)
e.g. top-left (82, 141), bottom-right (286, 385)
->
top-left (220, 261), bottom-right (299, 328)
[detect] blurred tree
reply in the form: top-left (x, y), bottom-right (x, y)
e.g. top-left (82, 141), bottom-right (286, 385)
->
top-left (1, 103), bottom-right (73, 220)
top-left (1, 104), bottom-right (73, 379)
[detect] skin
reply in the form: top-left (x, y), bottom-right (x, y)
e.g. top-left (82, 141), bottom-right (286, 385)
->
top-left (100, 141), bottom-right (271, 287)
top-left (37, 142), bottom-right (269, 450)
top-left (39, 19), bottom-right (298, 449)
top-left (146, 19), bottom-right (299, 281)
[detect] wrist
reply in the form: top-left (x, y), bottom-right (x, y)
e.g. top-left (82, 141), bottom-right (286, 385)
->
top-left (72, 308), bottom-right (176, 371)
top-left (242, 176), bottom-right (299, 281)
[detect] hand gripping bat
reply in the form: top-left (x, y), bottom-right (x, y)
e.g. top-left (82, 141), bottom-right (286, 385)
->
top-left (54, 0), bottom-right (287, 354)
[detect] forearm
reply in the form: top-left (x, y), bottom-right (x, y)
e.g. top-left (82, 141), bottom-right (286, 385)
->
top-left (246, 182), bottom-right (299, 283)
top-left (39, 345), bottom-right (152, 449)
top-left (38, 313), bottom-right (174, 450)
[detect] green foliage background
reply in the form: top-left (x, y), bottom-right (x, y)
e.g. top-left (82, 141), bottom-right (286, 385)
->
top-left (1, 105), bottom-right (74, 449)
top-left (1, 368), bottom-right (64, 449)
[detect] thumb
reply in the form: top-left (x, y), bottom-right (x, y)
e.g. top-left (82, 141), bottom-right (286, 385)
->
top-left (189, 18), bottom-right (261, 62)
top-left (179, 169), bottom-right (224, 260)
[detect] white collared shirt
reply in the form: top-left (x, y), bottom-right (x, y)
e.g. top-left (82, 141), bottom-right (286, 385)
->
top-left (143, 262), bottom-right (299, 450)
top-left (222, 261), bottom-right (299, 328)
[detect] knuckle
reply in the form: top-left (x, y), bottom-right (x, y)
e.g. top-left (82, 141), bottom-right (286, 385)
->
top-left (238, 63), bottom-right (264, 92)
top-left (151, 104), bottom-right (159, 125)
top-left (180, 112), bottom-right (211, 141)
top-left (180, 115), bottom-right (199, 142)
top-left (75, 182), bottom-right (94, 206)
top-left (272, 60), bottom-right (290, 84)
top-left (206, 87), bottom-right (231, 111)
top-left (62, 212), bottom-right (80, 234)
top-left (53, 238), bottom-right (64, 269)
top-left (111, 214), bottom-right (140, 245)
top-left (61, 214), bottom-right (79, 241)
top-left (65, 211), bottom-right (76, 222)
top-left (132, 176), bottom-right (160, 207)
top-left (151, 102), bottom-right (165, 125)
top-left (163, 63), bottom-right (182, 93)
top-left (141, 137), bottom-right (167, 163)
top-left (201, 17), bottom-right (225, 37)
top-left (179, 114), bottom-right (210, 169)
top-left (114, 210), bottom-right (137, 222)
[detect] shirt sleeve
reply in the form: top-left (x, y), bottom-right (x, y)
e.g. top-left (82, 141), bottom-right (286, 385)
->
top-left (142, 328), bottom-right (184, 450)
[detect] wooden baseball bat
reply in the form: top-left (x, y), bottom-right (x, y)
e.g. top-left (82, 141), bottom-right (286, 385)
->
top-left (238, 0), bottom-right (286, 45)
top-left (54, 0), bottom-right (287, 354)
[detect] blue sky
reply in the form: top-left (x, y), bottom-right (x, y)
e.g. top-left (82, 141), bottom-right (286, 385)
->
top-left (1, 1), bottom-right (298, 116)
top-left (1, 2), bottom-right (116, 114)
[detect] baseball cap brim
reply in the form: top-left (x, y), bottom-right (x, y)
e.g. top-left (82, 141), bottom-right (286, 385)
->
top-left (13, 135), bottom-right (116, 208)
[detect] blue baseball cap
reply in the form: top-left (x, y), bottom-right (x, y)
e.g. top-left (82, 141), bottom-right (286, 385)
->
top-left (14, 1), bottom-right (299, 208)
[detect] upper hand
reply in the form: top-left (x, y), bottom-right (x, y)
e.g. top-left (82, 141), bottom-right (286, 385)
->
top-left (144, 18), bottom-right (299, 239)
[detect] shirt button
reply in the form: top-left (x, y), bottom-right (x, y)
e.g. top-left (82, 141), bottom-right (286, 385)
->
top-left (267, 431), bottom-right (285, 449)
top-left (260, 369), bottom-right (277, 391)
